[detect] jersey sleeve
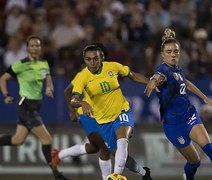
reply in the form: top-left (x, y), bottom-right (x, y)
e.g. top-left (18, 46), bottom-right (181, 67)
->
top-left (11, 61), bottom-right (23, 74)
top-left (155, 65), bottom-right (168, 79)
top-left (71, 71), bottom-right (86, 96)
top-left (113, 62), bottom-right (130, 77)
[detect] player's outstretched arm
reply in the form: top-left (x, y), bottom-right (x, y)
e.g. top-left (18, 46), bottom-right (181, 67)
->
top-left (144, 73), bottom-right (166, 97)
top-left (186, 80), bottom-right (212, 106)
top-left (128, 71), bottom-right (149, 84)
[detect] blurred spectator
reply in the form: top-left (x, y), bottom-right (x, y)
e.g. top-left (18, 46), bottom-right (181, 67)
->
top-left (187, 28), bottom-right (212, 78)
top-left (144, 0), bottom-right (171, 35)
top-left (32, 9), bottom-right (50, 40)
top-left (3, 34), bottom-right (27, 68)
top-left (5, 0), bottom-right (27, 36)
top-left (50, 9), bottom-right (85, 50)
top-left (169, 0), bottom-right (196, 30)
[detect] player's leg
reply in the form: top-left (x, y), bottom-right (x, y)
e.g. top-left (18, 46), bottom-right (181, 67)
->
top-left (125, 155), bottom-right (153, 180)
top-left (88, 132), bottom-right (112, 180)
top-left (177, 144), bottom-right (200, 180)
top-left (189, 124), bottom-right (212, 161)
top-left (115, 126), bottom-right (131, 174)
top-left (113, 110), bottom-right (134, 175)
top-left (32, 124), bottom-right (69, 180)
top-left (53, 115), bottom-right (111, 180)
top-left (0, 124), bottom-right (29, 145)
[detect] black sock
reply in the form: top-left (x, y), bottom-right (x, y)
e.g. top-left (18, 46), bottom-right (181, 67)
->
top-left (0, 135), bottom-right (12, 145)
top-left (42, 144), bottom-right (52, 166)
top-left (42, 144), bottom-right (60, 176)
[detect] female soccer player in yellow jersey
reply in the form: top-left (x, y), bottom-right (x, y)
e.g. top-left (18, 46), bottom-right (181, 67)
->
top-left (70, 43), bottom-right (150, 178)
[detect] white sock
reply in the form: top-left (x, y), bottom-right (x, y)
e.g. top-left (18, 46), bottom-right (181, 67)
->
top-left (99, 158), bottom-right (112, 180)
top-left (114, 138), bottom-right (128, 174)
top-left (58, 144), bottom-right (87, 159)
top-left (125, 155), bottom-right (146, 176)
top-left (139, 167), bottom-right (146, 176)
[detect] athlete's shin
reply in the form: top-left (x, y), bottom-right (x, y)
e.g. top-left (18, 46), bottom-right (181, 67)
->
top-left (202, 143), bottom-right (212, 162)
top-left (99, 158), bottom-right (112, 180)
top-left (184, 161), bottom-right (200, 180)
top-left (42, 144), bottom-right (52, 166)
top-left (125, 155), bottom-right (146, 176)
top-left (114, 138), bottom-right (128, 174)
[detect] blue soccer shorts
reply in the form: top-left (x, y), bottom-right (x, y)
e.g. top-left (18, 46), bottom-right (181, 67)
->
top-left (79, 115), bottom-right (99, 135)
top-left (163, 112), bottom-right (203, 148)
top-left (97, 109), bottom-right (134, 152)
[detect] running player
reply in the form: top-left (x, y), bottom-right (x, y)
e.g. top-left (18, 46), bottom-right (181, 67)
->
top-left (145, 28), bottom-right (212, 180)
top-left (0, 35), bottom-right (69, 180)
top-left (69, 43), bottom-right (152, 179)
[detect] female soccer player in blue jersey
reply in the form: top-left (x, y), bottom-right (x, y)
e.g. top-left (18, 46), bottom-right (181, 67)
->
top-left (0, 35), bottom-right (69, 180)
top-left (145, 28), bottom-right (212, 180)
top-left (68, 43), bottom-right (152, 179)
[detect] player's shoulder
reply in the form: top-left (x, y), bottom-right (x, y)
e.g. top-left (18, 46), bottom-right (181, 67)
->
top-left (157, 63), bottom-right (171, 72)
top-left (103, 61), bottom-right (123, 69)
top-left (74, 67), bottom-right (88, 78)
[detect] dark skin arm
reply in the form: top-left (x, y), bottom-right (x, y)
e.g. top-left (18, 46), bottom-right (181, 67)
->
top-left (64, 84), bottom-right (79, 122)
top-left (71, 94), bottom-right (93, 116)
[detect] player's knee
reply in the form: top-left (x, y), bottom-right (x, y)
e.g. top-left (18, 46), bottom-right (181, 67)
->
top-left (12, 136), bottom-right (25, 145)
top-left (40, 135), bottom-right (52, 144)
top-left (86, 143), bottom-right (99, 153)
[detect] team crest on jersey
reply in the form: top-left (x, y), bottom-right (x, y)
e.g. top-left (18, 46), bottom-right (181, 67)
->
top-left (173, 73), bottom-right (179, 81)
top-left (177, 136), bottom-right (185, 144)
top-left (108, 71), bottom-right (113, 76)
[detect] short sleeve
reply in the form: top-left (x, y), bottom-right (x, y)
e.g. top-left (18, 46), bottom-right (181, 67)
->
top-left (71, 71), bottom-right (86, 96)
top-left (113, 62), bottom-right (130, 77)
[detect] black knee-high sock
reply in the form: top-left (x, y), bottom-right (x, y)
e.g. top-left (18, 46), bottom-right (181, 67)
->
top-left (0, 135), bottom-right (12, 145)
top-left (42, 144), bottom-right (52, 165)
top-left (42, 144), bottom-right (61, 177)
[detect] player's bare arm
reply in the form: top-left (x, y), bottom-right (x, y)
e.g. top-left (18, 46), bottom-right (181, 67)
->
top-left (71, 95), bottom-right (93, 116)
top-left (144, 73), bottom-right (166, 97)
top-left (0, 72), bottom-right (14, 104)
top-left (128, 71), bottom-right (149, 84)
top-left (186, 80), bottom-right (212, 106)
top-left (45, 74), bottom-right (54, 98)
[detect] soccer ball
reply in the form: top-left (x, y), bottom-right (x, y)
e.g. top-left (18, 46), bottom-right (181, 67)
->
top-left (106, 173), bottom-right (127, 180)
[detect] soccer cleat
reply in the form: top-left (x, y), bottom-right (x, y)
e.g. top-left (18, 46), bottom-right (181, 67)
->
top-left (51, 149), bottom-right (61, 170)
top-left (106, 173), bottom-right (127, 180)
top-left (143, 167), bottom-right (153, 180)
top-left (55, 172), bottom-right (70, 180)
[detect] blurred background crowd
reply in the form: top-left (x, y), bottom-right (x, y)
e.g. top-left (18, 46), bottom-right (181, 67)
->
top-left (0, 0), bottom-right (212, 123)
top-left (0, 0), bottom-right (212, 78)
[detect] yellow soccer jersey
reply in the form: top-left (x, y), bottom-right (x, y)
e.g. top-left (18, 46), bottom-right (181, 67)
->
top-left (72, 61), bottom-right (130, 124)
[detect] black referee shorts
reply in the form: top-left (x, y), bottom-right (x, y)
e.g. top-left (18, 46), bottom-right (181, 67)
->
top-left (17, 97), bottom-right (43, 131)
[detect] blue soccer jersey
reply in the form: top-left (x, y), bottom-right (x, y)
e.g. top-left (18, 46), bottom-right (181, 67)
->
top-left (156, 63), bottom-right (196, 124)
